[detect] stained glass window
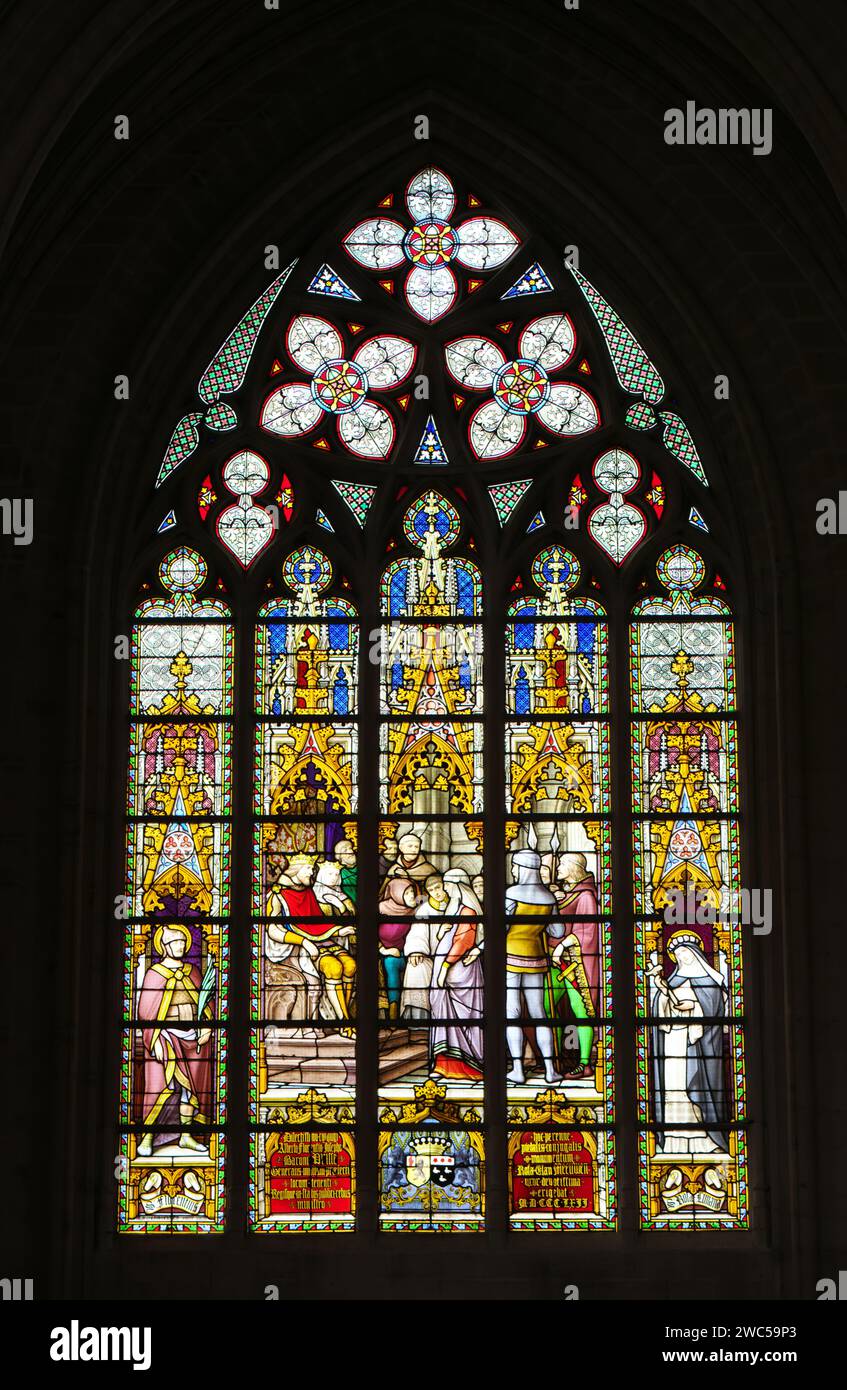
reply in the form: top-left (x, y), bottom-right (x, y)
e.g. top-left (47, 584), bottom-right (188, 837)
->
top-left (125, 164), bottom-right (748, 1238)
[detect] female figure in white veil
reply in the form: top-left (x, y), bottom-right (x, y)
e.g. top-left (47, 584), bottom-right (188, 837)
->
top-left (647, 930), bottom-right (729, 1155)
top-left (429, 869), bottom-right (484, 1080)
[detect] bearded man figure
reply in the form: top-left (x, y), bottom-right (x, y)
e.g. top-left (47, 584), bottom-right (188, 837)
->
top-left (384, 832), bottom-right (437, 888)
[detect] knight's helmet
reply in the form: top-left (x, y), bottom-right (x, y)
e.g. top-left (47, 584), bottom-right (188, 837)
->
top-left (507, 848), bottom-right (555, 906)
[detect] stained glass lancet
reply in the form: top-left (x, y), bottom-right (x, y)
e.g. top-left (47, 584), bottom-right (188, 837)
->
top-left (118, 547), bottom-right (232, 1233)
top-left (631, 545), bottom-right (747, 1228)
top-left (504, 546), bottom-right (615, 1229)
top-left (377, 491), bottom-right (485, 1231)
top-left (250, 546), bottom-right (359, 1231)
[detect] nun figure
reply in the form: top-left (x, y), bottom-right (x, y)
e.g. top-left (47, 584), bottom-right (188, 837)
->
top-left (647, 930), bottom-right (729, 1155)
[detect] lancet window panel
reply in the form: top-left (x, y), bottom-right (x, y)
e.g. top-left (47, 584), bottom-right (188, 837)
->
top-left (119, 547), bottom-right (232, 1234)
top-left (507, 1128), bottom-right (617, 1232)
top-left (503, 540), bottom-right (615, 1232)
top-left (631, 545), bottom-right (747, 1230)
top-left (375, 489), bottom-right (487, 1232)
top-left (250, 545), bottom-right (360, 1233)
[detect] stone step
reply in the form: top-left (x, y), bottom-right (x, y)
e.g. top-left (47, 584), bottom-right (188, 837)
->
top-left (378, 1039), bottom-right (430, 1083)
top-left (266, 1055), bottom-right (356, 1087)
top-left (264, 1031), bottom-right (355, 1060)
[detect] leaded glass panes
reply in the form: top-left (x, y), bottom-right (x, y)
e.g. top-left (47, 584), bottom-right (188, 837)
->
top-left (444, 324), bottom-right (600, 460)
top-left (631, 546), bottom-right (747, 1228)
top-left (118, 548), bottom-right (232, 1233)
top-left (504, 546), bottom-right (615, 1229)
top-left (134, 163), bottom-right (748, 1241)
top-left (377, 492), bottom-right (485, 1229)
top-left (250, 547), bottom-right (359, 1231)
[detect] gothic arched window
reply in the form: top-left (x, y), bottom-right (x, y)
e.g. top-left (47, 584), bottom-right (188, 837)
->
top-left (119, 166), bottom-right (747, 1235)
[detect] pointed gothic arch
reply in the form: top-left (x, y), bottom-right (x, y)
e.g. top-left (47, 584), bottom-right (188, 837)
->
top-left (116, 159), bottom-right (752, 1238)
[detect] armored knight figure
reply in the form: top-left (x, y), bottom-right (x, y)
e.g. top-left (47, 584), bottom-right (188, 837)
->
top-left (505, 848), bottom-right (564, 1084)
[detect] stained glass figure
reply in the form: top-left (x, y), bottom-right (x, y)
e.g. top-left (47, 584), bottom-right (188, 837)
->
top-left (631, 546), bottom-right (746, 1228)
top-left (138, 164), bottom-right (746, 1243)
top-left (376, 492), bottom-right (484, 1226)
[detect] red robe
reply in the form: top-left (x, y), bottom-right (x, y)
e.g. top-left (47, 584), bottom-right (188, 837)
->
top-left (138, 961), bottom-right (213, 1127)
top-left (557, 876), bottom-right (600, 1008)
top-left (274, 884), bottom-right (339, 940)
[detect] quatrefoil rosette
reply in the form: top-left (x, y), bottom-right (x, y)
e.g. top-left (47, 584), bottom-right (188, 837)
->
top-left (260, 315), bottom-right (417, 460)
top-left (444, 314), bottom-right (600, 459)
top-left (342, 167), bottom-right (520, 322)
